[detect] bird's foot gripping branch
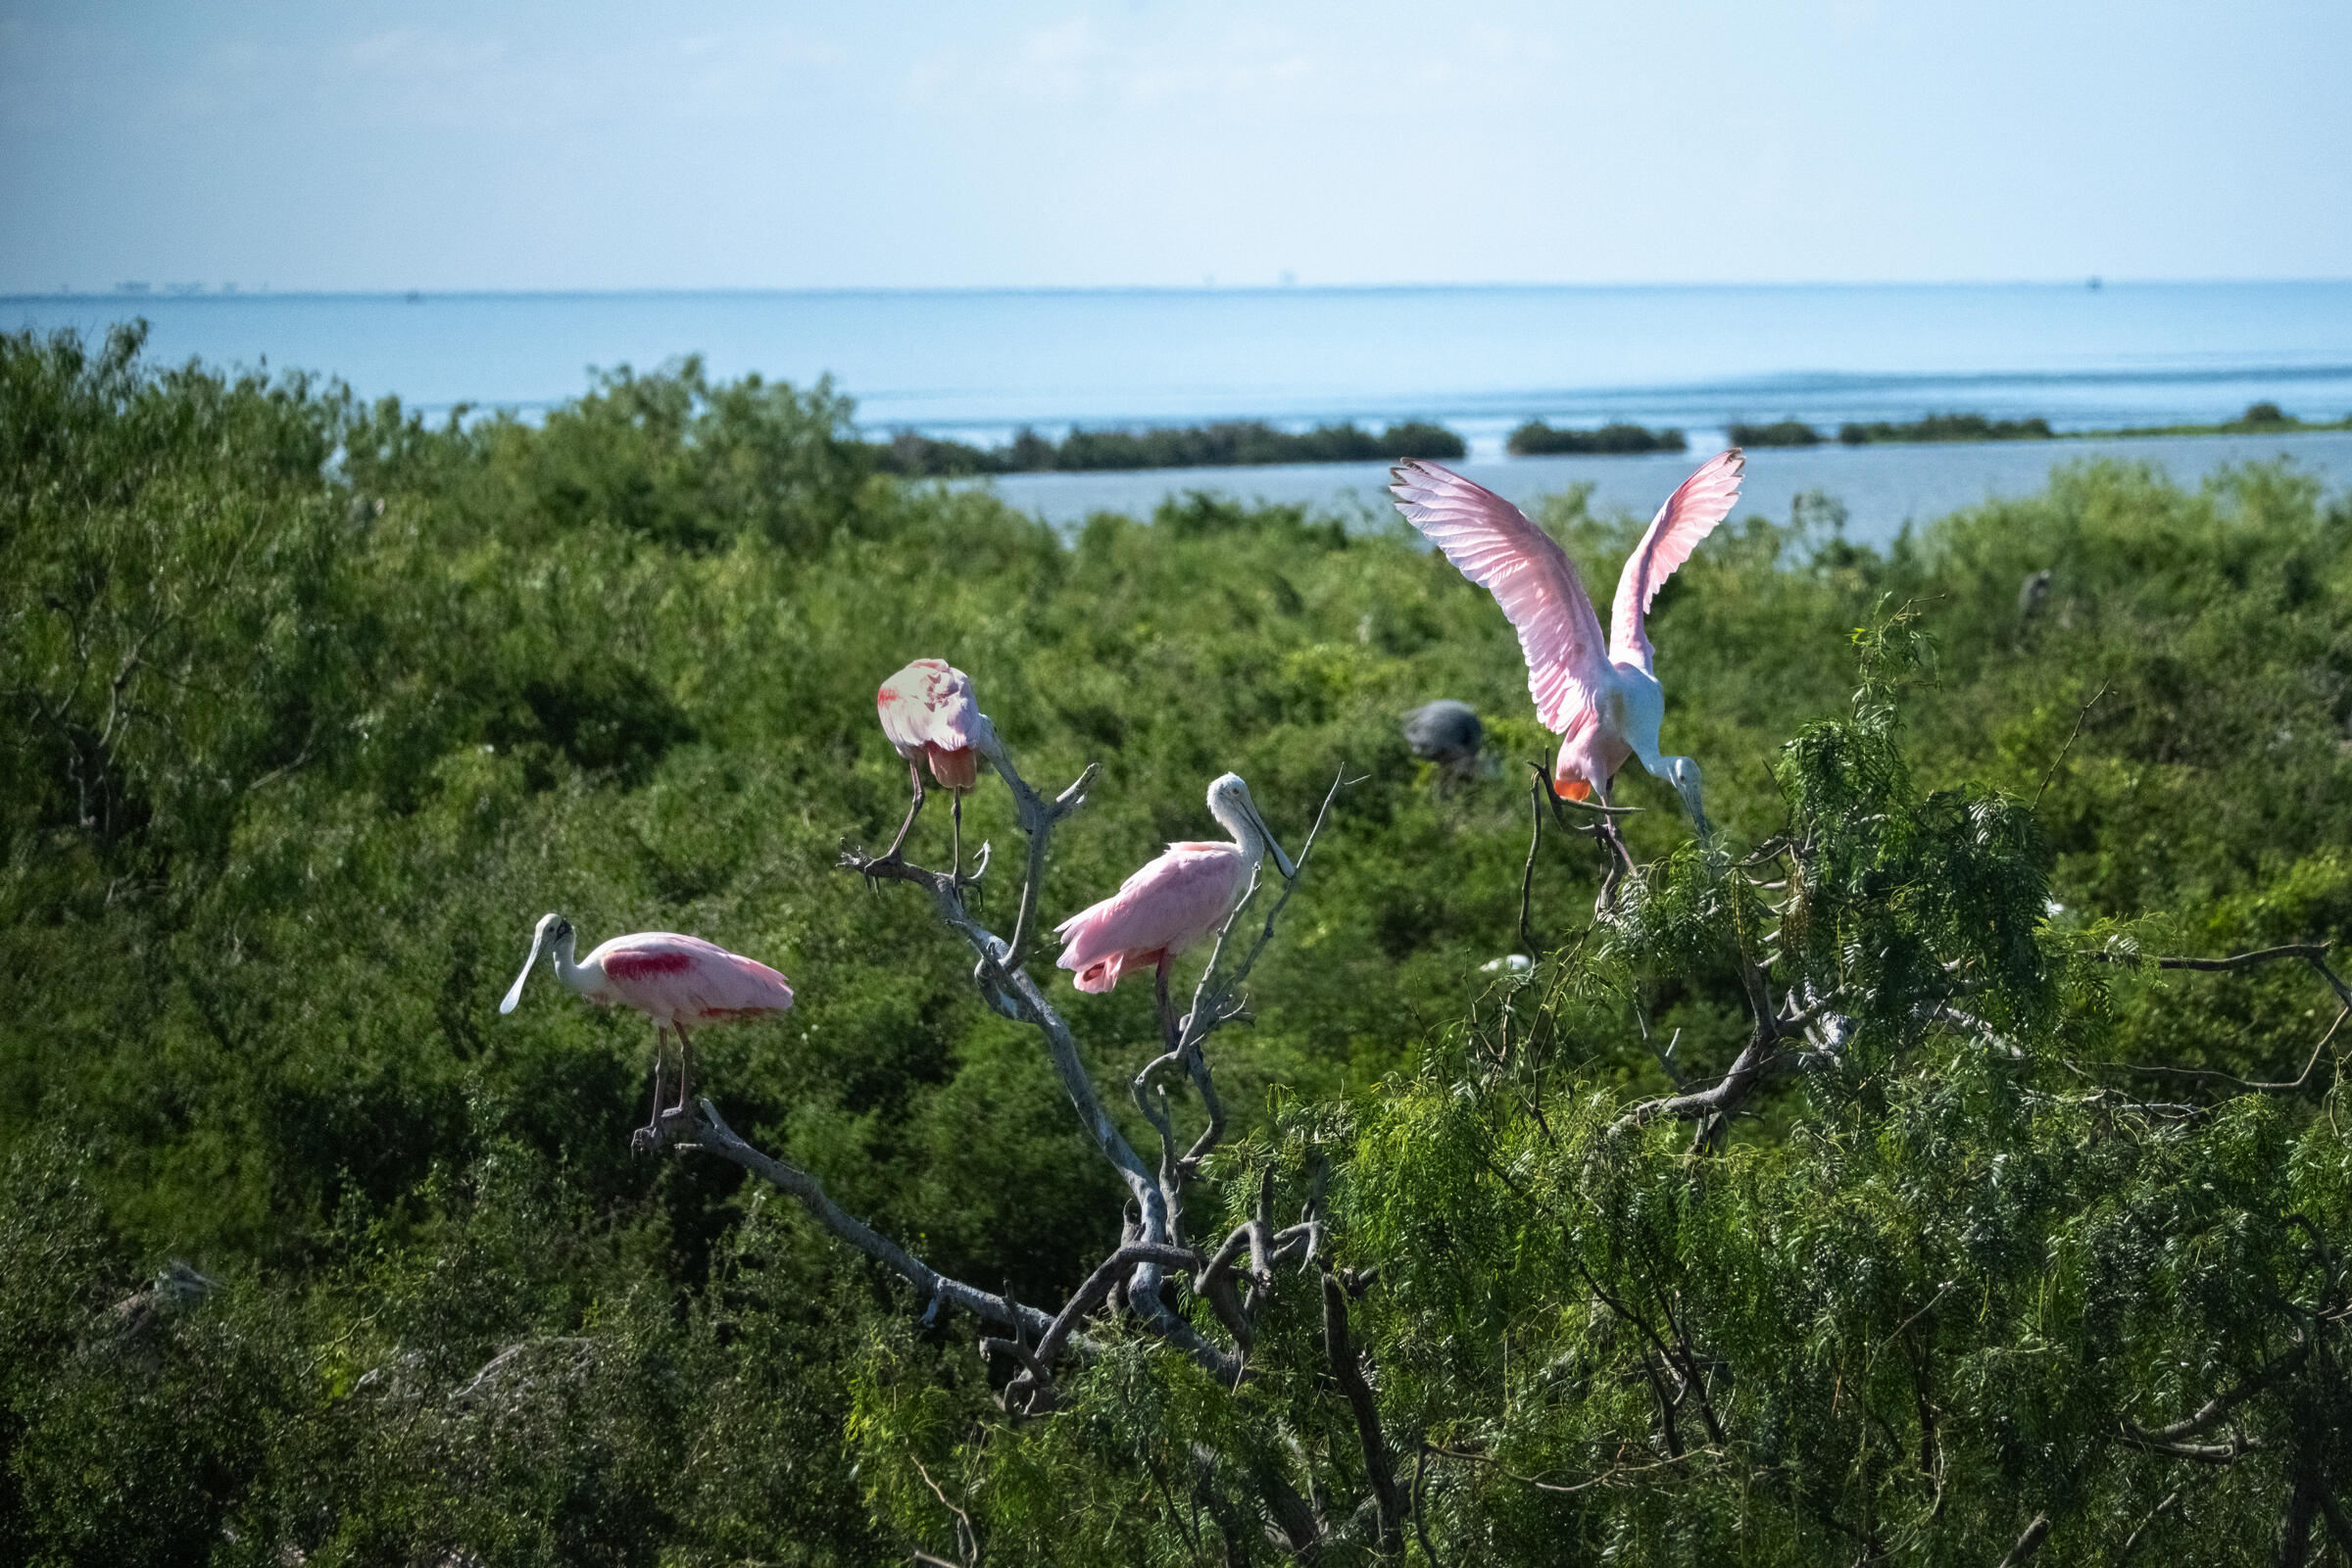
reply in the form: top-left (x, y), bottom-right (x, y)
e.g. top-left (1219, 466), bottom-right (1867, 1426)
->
top-left (642, 715), bottom-right (1352, 1417)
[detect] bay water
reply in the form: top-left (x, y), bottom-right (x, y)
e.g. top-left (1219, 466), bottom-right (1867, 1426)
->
top-left (11, 281), bottom-right (2351, 537)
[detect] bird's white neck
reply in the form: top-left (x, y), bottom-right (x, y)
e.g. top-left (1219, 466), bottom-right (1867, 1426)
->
top-left (549, 927), bottom-right (594, 995)
top-left (1208, 795), bottom-right (1268, 872)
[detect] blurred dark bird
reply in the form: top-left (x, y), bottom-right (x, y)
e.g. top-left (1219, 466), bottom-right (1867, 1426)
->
top-left (1402, 699), bottom-right (1485, 786)
top-left (2018, 568), bottom-right (2053, 623)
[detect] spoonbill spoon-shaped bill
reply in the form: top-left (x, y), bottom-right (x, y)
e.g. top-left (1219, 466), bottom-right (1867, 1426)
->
top-left (1055, 773), bottom-right (1295, 996)
top-left (875, 658), bottom-right (995, 868)
top-left (1390, 451), bottom-right (1744, 830)
top-left (501, 914), bottom-right (793, 1146)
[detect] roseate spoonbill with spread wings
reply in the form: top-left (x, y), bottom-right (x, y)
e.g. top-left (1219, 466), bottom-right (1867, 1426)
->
top-left (1055, 773), bottom-right (1294, 1008)
top-left (876, 658), bottom-right (996, 874)
top-left (1390, 450), bottom-right (1745, 832)
top-left (500, 914), bottom-right (794, 1148)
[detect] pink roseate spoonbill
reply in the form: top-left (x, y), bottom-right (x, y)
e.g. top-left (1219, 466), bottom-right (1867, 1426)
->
top-left (1390, 450), bottom-right (1745, 833)
top-left (1054, 773), bottom-right (1295, 1027)
top-left (499, 914), bottom-right (794, 1148)
top-left (875, 658), bottom-right (996, 876)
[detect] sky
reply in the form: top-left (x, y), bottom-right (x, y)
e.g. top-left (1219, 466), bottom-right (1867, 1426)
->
top-left (3, 0), bottom-right (2348, 294)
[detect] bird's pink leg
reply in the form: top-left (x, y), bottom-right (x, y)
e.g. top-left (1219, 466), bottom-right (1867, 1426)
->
top-left (672, 1023), bottom-right (698, 1117)
top-left (1152, 953), bottom-right (1181, 1054)
top-left (951, 792), bottom-right (964, 884)
top-left (640, 1025), bottom-right (667, 1145)
top-left (879, 758), bottom-right (927, 865)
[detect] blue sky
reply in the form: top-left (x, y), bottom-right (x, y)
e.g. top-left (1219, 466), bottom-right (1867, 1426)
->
top-left (3, 0), bottom-right (2346, 293)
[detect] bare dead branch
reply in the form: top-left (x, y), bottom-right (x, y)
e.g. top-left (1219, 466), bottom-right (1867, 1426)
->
top-left (1321, 1262), bottom-right (1404, 1553)
top-left (672, 1097), bottom-right (1054, 1341)
top-left (1994, 1512), bottom-right (2050, 1567)
top-left (2033, 680), bottom-right (2108, 808)
top-left (1608, 1021), bottom-right (1784, 1137)
top-left (2117, 1344), bottom-right (2305, 1462)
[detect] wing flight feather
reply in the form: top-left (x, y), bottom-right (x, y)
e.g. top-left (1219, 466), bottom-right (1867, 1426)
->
top-left (1390, 461), bottom-right (1610, 733)
top-left (1610, 449), bottom-right (1744, 661)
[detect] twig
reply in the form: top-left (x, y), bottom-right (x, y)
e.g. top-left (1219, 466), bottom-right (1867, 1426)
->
top-left (2115, 1005), bottom-right (2345, 1093)
top-left (909, 1452), bottom-right (981, 1567)
top-left (2117, 1490), bottom-right (2179, 1560)
top-left (1425, 1444), bottom-right (1708, 1494)
top-left (2033, 681), bottom-right (2108, 808)
top-left (1519, 769), bottom-right (1545, 956)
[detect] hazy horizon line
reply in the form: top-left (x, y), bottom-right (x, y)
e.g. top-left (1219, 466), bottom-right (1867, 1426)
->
top-left (12, 275), bottom-right (2352, 305)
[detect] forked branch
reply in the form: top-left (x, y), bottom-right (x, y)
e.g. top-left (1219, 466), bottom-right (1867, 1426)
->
top-left (657, 735), bottom-right (1345, 1407)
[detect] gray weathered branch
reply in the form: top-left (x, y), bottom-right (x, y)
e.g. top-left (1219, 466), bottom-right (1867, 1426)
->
top-left (679, 1097), bottom-right (1054, 1340)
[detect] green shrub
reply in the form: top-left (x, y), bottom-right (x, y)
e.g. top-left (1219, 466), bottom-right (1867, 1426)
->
top-left (1726, 417), bottom-right (1823, 447)
top-left (6, 323), bottom-right (2350, 1562)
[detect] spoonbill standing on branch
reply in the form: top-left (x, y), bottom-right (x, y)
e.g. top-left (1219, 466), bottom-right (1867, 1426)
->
top-left (500, 915), bottom-right (794, 1152)
top-left (1055, 772), bottom-right (1295, 1008)
top-left (1390, 450), bottom-right (1745, 832)
top-left (876, 658), bottom-right (995, 877)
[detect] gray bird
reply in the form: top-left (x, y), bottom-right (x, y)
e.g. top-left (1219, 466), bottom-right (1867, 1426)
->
top-left (1403, 700), bottom-right (1484, 788)
top-left (2018, 568), bottom-right (2053, 622)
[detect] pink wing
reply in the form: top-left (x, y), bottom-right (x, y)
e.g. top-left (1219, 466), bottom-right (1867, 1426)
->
top-left (1391, 461), bottom-right (1610, 734)
top-left (595, 932), bottom-right (794, 1023)
top-left (1609, 449), bottom-right (1744, 662)
top-left (1054, 844), bottom-right (1247, 992)
top-left (876, 659), bottom-right (985, 760)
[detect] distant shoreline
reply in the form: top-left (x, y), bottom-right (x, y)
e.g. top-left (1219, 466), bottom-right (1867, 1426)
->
top-left (18, 278), bottom-right (2352, 305)
top-left (881, 405), bottom-right (2352, 475)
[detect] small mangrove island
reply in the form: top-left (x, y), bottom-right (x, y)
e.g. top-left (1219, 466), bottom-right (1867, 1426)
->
top-left (1507, 418), bottom-right (1687, 456)
top-left (1730, 402), bottom-right (2350, 451)
top-left (869, 416), bottom-right (1465, 475)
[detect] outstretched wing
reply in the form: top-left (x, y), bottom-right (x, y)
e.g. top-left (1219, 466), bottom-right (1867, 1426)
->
top-left (1610, 449), bottom-right (1745, 662)
top-left (1390, 461), bottom-right (1609, 734)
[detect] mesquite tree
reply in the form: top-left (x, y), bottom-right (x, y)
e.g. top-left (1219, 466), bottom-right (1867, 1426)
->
top-left (635, 709), bottom-right (1377, 1552)
top-left (769, 621), bottom-right (2351, 1566)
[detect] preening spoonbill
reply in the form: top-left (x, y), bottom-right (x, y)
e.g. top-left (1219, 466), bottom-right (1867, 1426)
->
top-left (500, 914), bottom-right (794, 1148)
top-left (1055, 773), bottom-right (1295, 1003)
top-left (1390, 451), bottom-right (1744, 831)
top-left (876, 658), bottom-right (995, 874)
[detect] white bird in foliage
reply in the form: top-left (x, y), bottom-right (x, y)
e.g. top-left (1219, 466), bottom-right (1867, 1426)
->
top-left (1390, 451), bottom-right (1745, 831)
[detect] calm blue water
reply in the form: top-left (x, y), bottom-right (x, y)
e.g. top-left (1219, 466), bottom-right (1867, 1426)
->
top-left (10, 282), bottom-right (2352, 444)
top-left (978, 429), bottom-right (2352, 550)
top-left (9, 282), bottom-right (2352, 530)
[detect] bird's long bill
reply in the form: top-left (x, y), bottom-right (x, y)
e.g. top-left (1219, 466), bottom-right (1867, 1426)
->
top-left (499, 926), bottom-right (547, 1014)
top-left (1250, 800), bottom-right (1298, 879)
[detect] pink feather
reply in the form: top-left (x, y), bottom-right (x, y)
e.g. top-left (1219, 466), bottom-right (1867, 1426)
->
top-left (1054, 843), bottom-right (1250, 995)
top-left (1609, 449), bottom-right (1745, 662)
top-left (1389, 461), bottom-right (1611, 734)
top-left (877, 659), bottom-right (990, 791)
top-left (582, 932), bottom-right (795, 1028)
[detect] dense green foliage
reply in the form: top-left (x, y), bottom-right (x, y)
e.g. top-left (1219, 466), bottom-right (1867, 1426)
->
top-left (1506, 419), bottom-right (1688, 457)
top-left (1727, 418), bottom-right (1824, 448)
top-left (1839, 412), bottom-right (2057, 444)
top-left (4, 324), bottom-right (2350, 1563)
top-left (2102, 402), bottom-right (2352, 439)
top-left (870, 417), bottom-right (1464, 477)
